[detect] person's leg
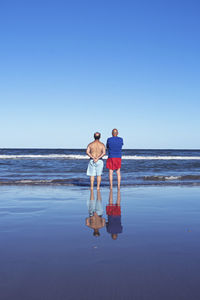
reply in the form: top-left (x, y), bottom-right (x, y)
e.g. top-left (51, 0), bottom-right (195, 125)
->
top-left (117, 188), bottom-right (121, 205)
top-left (90, 176), bottom-right (95, 189)
top-left (96, 160), bottom-right (103, 190)
top-left (116, 168), bottom-right (121, 189)
top-left (90, 189), bottom-right (94, 200)
top-left (97, 176), bottom-right (101, 190)
top-left (109, 188), bottom-right (113, 204)
top-left (88, 190), bottom-right (95, 216)
top-left (97, 189), bottom-right (101, 200)
top-left (87, 160), bottom-right (95, 188)
top-left (96, 190), bottom-right (103, 216)
top-left (109, 169), bottom-right (113, 189)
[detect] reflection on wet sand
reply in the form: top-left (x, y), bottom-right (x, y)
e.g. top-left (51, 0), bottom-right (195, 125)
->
top-left (106, 189), bottom-right (123, 240)
top-left (85, 189), bottom-right (105, 237)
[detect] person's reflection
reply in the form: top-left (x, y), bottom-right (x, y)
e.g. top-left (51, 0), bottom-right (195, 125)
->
top-left (106, 189), bottom-right (123, 240)
top-left (85, 190), bottom-right (105, 237)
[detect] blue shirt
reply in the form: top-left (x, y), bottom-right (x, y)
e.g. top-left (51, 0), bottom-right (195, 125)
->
top-left (106, 136), bottom-right (123, 158)
top-left (106, 216), bottom-right (123, 234)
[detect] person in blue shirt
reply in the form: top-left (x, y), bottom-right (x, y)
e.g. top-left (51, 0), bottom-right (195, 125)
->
top-left (106, 189), bottom-right (123, 240)
top-left (106, 129), bottom-right (123, 189)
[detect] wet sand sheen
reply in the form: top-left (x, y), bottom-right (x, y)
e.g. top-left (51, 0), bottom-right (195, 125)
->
top-left (0, 186), bottom-right (200, 300)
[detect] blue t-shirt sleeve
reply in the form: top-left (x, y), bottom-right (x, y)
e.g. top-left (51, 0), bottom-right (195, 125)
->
top-left (121, 138), bottom-right (124, 146)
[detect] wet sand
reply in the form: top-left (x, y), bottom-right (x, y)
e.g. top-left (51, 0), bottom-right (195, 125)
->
top-left (0, 186), bottom-right (200, 300)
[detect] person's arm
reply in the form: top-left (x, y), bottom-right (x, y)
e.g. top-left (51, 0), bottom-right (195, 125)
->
top-left (85, 217), bottom-right (90, 227)
top-left (86, 144), bottom-right (95, 160)
top-left (106, 139), bottom-right (109, 150)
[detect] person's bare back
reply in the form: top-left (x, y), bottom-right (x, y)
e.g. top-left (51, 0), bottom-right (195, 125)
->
top-left (85, 212), bottom-right (106, 230)
top-left (87, 140), bottom-right (105, 162)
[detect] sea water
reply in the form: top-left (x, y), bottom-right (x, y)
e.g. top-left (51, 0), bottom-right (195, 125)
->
top-left (0, 149), bottom-right (200, 186)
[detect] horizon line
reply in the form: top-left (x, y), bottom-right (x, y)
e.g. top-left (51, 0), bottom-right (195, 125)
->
top-left (0, 147), bottom-right (200, 151)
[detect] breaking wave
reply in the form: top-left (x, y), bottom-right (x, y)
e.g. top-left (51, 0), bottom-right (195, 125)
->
top-left (1, 175), bottom-right (200, 186)
top-left (1, 154), bottom-right (200, 160)
top-left (143, 175), bottom-right (200, 181)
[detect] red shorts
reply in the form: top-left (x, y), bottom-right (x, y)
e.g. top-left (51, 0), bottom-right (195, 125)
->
top-left (106, 158), bottom-right (121, 170)
top-left (106, 205), bottom-right (121, 216)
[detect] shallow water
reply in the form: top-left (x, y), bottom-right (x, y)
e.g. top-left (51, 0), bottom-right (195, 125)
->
top-left (0, 186), bottom-right (200, 300)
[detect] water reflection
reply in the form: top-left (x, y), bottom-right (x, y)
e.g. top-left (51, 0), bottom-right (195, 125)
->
top-left (106, 189), bottom-right (123, 240)
top-left (85, 190), bottom-right (105, 237)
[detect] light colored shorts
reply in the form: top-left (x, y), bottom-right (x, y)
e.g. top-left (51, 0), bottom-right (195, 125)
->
top-left (88, 199), bottom-right (103, 217)
top-left (87, 159), bottom-right (104, 176)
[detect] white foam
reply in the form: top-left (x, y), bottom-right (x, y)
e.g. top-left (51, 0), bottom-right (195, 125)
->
top-left (122, 155), bottom-right (200, 160)
top-left (164, 176), bottom-right (180, 180)
top-left (0, 154), bottom-right (88, 159)
top-left (17, 179), bottom-right (50, 183)
top-left (0, 154), bottom-right (200, 160)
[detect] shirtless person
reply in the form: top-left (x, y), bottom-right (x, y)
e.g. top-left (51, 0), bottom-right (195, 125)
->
top-left (86, 132), bottom-right (106, 189)
top-left (85, 189), bottom-right (105, 237)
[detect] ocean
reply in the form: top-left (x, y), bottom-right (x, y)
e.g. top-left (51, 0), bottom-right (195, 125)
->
top-left (0, 148), bottom-right (200, 187)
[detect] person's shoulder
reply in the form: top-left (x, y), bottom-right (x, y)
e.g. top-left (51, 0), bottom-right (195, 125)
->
top-left (87, 141), bottom-right (94, 147)
top-left (117, 137), bottom-right (123, 145)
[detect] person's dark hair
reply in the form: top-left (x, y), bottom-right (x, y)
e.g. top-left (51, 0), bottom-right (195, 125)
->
top-left (93, 229), bottom-right (100, 237)
top-left (94, 132), bottom-right (101, 140)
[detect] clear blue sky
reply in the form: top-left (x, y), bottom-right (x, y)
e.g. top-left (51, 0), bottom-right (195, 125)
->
top-left (0, 0), bottom-right (199, 148)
